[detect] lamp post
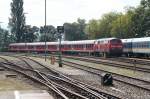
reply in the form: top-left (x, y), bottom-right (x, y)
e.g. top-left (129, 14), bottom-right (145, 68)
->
top-left (24, 13), bottom-right (28, 55)
top-left (44, 0), bottom-right (47, 61)
top-left (57, 26), bottom-right (64, 67)
top-left (119, 14), bottom-right (122, 39)
top-left (25, 32), bottom-right (27, 56)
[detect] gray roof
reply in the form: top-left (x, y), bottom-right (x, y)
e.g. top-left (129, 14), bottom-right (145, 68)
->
top-left (132, 37), bottom-right (150, 42)
top-left (122, 37), bottom-right (150, 43)
top-left (9, 40), bottom-right (95, 46)
top-left (10, 38), bottom-right (120, 46)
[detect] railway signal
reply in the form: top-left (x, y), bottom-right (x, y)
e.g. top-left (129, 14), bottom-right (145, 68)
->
top-left (101, 73), bottom-right (113, 86)
top-left (57, 26), bottom-right (64, 33)
top-left (57, 26), bottom-right (64, 67)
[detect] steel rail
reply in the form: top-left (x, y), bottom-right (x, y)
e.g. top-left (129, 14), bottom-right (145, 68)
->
top-left (21, 57), bottom-right (108, 99)
top-left (63, 56), bottom-right (150, 73)
top-left (0, 57), bottom-right (89, 99)
top-left (0, 54), bottom-right (121, 99)
top-left (62, 60), bottom-right (150, 92)
top-left (23, 56), bottom-right (120, 99)
top-left (0, 56), bottom-right (109, 99)
top-left (0, 62), bottom-right (69, 99)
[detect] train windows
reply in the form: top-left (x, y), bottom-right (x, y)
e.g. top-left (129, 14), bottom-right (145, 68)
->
top-left (74, 45), bottom-right (77, 48)
top-left (28, 46), bottom-right (33, 49)
top-left (79, 45), bottom-right (81, 48)
top-left (137, 43), bottom-right (139, 48)
top-left (145, 42), bottom-right (148, 48)
top-left (147, 42), bottom-right (149, 48)
top-left (111, 39), bottom-right (121, 44)
top-left (134, 43), bottom-right (136, 48)
top-left (141, 42), bottom-right (143, 48)
top-left (81, 45), bottom-right (84, 48)
top-left (143, 42), bottom-right (145, 48)
top-left (53, 45), bottom-right (57, 49)
top-left (85, 44), bottom-right (93, 49)
top-left (132, 42), bottom-right (136, 48)
top-left (68, 45), bottom-right (71, 48)
top-left (89, 44), bottom-right (91, 48)
top-left (86, 44), bottom-right (91, 48)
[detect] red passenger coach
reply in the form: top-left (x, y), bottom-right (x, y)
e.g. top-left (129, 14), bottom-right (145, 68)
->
top-left (9, 38), bottom-right (123, 57)
top-left (61, 40), bottom-right (95, 52)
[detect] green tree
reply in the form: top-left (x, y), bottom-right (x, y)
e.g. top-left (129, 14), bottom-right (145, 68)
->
top-left (76, 18), bottom-right (87, 40)
top-left (131, 0), bottom-right (150, 37)
top-left (9, 0), bottom-right (26, 42)
top-left (64, 18), bottom-right (87, 41)
top-left (85, 19), bottom-right (99, 39)
top-left (64, 22), bottom-right (77, 40)
top-left (23, 25), bottom-right (39, 42)
top-left (0, 27), bottom-right (11, 51)
top-left (98, 12), bottom-right (120, 38)
top-left (85, 12), bottom-right (120, 39)
top-left (39, 25), bottom-right (56, 42)
top-left (111, 7), bottom-right (136, 38)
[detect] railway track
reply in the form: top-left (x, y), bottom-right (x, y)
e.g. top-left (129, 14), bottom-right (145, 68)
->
top-left (0, 55), bottom-right (120, 99)
top-left (63, 55), bottom-right (150, 74)
top-left (108, 57), bottom-right (150, 66)
top-left (1, 52), bottom-right (150, 66)
top-left (17, 53), bottom-right (150, 73)
top-left (78, 55), bottom-right (150, 67)
top-left (62, 60), bottom-right (150, 92)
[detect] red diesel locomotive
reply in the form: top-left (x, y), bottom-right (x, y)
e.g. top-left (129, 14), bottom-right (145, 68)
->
top-left (9, 38), bottom-right (123, 57)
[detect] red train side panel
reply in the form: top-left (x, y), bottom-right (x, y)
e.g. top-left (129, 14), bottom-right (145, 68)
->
top-left (9, 38), bottom-right (123, 56)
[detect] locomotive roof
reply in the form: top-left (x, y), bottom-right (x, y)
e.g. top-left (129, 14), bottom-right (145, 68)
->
top-left (96, 38), bottom-right (117, 41)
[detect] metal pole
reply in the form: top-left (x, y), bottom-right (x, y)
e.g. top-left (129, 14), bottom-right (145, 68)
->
top-left (59, 34), bottom-right (62, 67)
top-left (25, 32), bottom-right (27, 56)
top-left (44, 0), bottom-right (47, 61)
top-left (24, 13), bottom-right (28, 56)
top-left (119, 15), bottom-right (122, 39)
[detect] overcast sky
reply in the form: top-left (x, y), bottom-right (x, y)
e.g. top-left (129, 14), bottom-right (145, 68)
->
top-left (0, 0), bottom-right (141, 28)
